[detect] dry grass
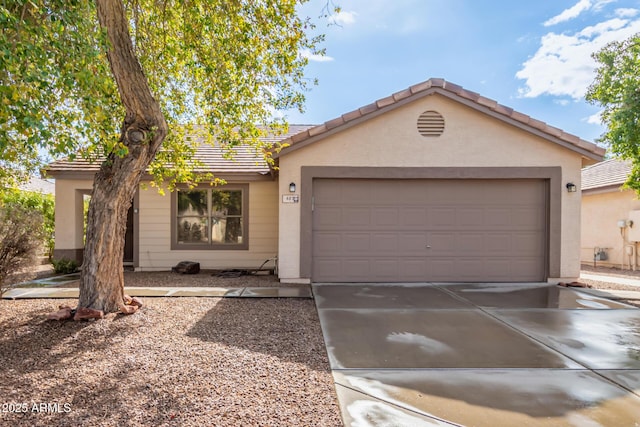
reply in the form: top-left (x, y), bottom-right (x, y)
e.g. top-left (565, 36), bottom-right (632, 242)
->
top-left (0, 297), bottom-right (341, 426)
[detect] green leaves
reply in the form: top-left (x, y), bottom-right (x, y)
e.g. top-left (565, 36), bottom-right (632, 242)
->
top-left (587, 34), bottom-right (640, 192)
top-left (0, 1), bottom-right (121, 184)
top-left (1, 0), bottom-right (329, 189)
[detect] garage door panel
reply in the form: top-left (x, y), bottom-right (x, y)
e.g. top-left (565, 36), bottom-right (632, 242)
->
top-left (483, 259), bottom-right (514, 278)
top-left (314, 207), bottom-right (342, 227)
top-left (314, 232), bottom-right (342, 252)
top-left (344, 233), bottom-right (371, 251)
top-left (484, 233), bottom-right (513, 252)
top-left (312, 179), bottom-right (547, 282)
top-left (342, 259), bottom-right (371, 279)
top-left (372, 208), bottom-right (399, 226)
top-left (456, 208), bottom-right (485, 227)
top-left (513, 233), bottom-right (544, 254)
top-left (373, 260), bottom-right (399, 279)
top-left (513, 208), bottom-right (545, 228)
top-left (400, 259), bottom-right (428, 279)
top-left (314, 259), bottom-right (342, 281)
top-left (342, 184), bottom-right (372, 203)
top-left (429, 259), bottom-right (456, 279)
top-left (429, 232), bottom-right (457, 252)
top-left (455, 233), bottom-right (485, 252)
top-left (430, 208), bottom-right (456, 227)
top-left (485, 208), bottom-right (513, 227)
top-left (456, 259), bottom-right (485, 278)
top-left (344, 207), bottom-right (371, 227)
top-left (398, 233), bottom-right (427, 252)
top-left (511, 259), bottom-right (544, 280)
top-left (372, 233), bottom-right (398, 252)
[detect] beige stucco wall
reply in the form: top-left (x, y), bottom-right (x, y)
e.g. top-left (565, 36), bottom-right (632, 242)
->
top-left (137, 180), bottom-right (279, 271)
top-left (53, 179), bottom-right (94, 255)
top-left (53, 178), bottom-right (279, 270)
top-left (278, 93), bottom-right (585, 282)
top-left (581, 188), bottom-right (640, 269)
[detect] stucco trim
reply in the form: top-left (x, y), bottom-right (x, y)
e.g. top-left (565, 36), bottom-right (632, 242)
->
top-left (300, 166), bottom-right (562, 281)
top-left (582, 184), bottom-right (626, 196)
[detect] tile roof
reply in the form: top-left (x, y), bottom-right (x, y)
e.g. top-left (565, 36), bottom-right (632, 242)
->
top-left (18, 177), bottom-right (55, 194)
top-left (44, 125), bottom-right (315, 177)
top-left (581, 158), bottom-right (631, 191)
top-left (274, 78), bottom-right (606, 161)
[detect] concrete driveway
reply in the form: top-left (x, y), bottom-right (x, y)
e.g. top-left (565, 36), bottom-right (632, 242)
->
top-left (313, 283), bottom-right (640, 426)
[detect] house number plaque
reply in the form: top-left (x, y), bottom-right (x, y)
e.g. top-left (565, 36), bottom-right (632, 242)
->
top-left (282, 194), bottom-right (299, 203)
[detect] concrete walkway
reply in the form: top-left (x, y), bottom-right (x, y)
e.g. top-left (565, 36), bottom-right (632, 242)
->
top-left (2, 273), bottom-right (312, 299)
top-left (3, 272), bottom-right (311, 299)
top-left (313, 283), bottom-right (640, 426)
top-left (3, 285), bottom-right (311, 299)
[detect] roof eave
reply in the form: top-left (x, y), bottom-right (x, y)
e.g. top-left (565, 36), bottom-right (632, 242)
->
top-left (44, 169), bottom-right (274, 182)
top-left (582, 183), bottom-right (628, 195)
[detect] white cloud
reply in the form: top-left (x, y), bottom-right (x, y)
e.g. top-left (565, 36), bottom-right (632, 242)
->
top-left (587, 111), bottom-right (603, 125)
top-left (516, 17), bottom-right (640, 99)
top-left (544, 0), bottom-right (592, 27)
top-left (555, 99), bottom-right (571, 106)
top-left (615, 8), bottom-right (640, 18)
top-left (301, 49), bottom-right (334, 63)
top-left (593, 0), bottom-right (617, 12)
top-left (329, 10), bottom-right (357, 26)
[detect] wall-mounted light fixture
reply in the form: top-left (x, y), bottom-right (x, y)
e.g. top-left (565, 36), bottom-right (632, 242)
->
top-left (566, 182), bottom-right (577, 193)
top-left (289, 182), bottom-right (296, 193)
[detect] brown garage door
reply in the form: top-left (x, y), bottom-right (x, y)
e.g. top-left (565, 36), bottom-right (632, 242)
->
top-left (312, 179), bottom-right (548, 282)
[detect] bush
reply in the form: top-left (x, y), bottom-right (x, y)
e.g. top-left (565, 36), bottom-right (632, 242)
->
top-left (0, 188), bottom-right (54, 259)
top-left (0, 203), bottom-right (46, 296)
top-left (52, 258), bottom-right (79, 274)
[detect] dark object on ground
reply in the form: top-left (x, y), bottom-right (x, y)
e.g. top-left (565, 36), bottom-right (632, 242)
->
top-left (172, 261), bottom-right (200, 274)
top-left (216, 269), bottom-right (252, 278)
top-left (558, 281), bottom-right (590, 288)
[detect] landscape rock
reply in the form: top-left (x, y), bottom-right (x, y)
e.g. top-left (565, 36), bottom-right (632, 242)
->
top-left (46, 305), bottom-right (73, 321)
top-left (120, 304), bottom-right (138, 315)
top-left (73, 307), bottom-right (104, 321)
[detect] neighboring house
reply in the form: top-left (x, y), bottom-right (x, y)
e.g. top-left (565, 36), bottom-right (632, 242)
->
top-left (581, 159), bottom-right (640, 270)
top-left (18, 177), bottom-right (55, 195)
top-left (45, 78), bottom-right (604, 283)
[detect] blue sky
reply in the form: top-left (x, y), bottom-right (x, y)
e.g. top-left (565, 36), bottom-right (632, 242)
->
top-left (287, 0), bottom-right (640, 145)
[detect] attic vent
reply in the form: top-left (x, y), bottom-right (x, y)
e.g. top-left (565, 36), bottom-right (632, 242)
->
top-left (417, 110), bottom-right (445, 137)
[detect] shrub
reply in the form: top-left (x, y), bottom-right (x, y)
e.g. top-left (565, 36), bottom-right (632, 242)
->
top-left (0, 188), bottom-right (54, 259)
top-left (52, 258), bottom-right (79, 274)
top-left (0, 203), bottom-right (46, 296)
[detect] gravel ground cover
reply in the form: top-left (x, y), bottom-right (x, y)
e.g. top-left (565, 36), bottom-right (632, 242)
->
top-left (121, 270), bottom-right (287, 288)
top-left (577, 266), bottom-right (640, 308)
top-left (0, 297), bottom-right (341, 426)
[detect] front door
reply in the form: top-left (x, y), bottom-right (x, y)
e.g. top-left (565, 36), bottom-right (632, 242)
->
top-left (124, 205), bottom-right (134, 265)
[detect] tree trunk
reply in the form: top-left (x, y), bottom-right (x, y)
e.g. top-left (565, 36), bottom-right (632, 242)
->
top-left (78, 0), bottom-right (168, 313)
